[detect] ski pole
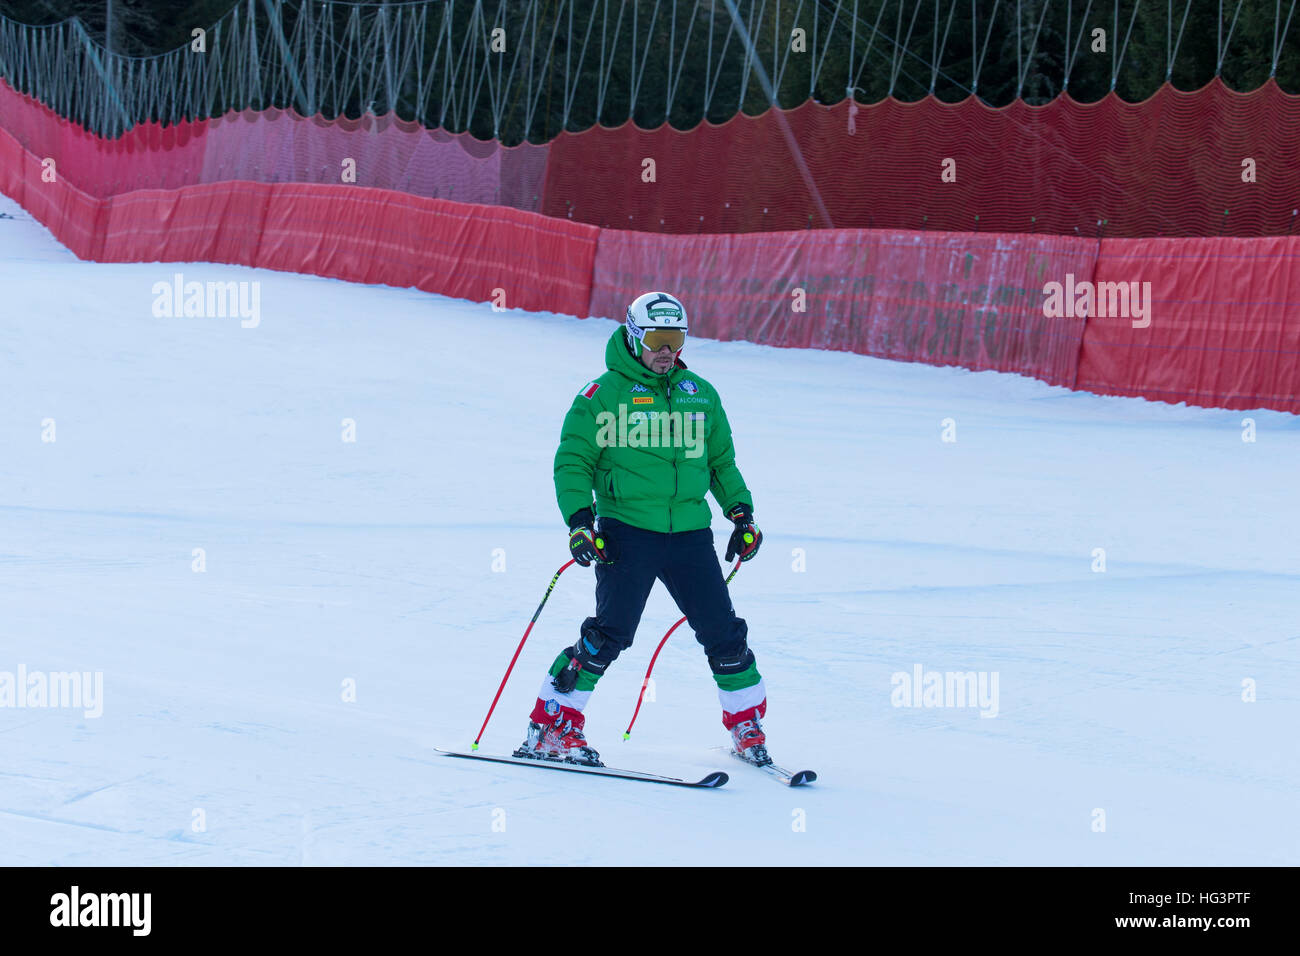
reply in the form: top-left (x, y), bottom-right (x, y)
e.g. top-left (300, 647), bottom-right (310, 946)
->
top-left (472, 559), bottom-right (575, 750)
top-left (623, 556), bottom-right (742, 740)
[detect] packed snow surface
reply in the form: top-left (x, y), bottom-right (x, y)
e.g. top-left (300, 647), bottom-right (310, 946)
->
top-left (1, 193), bottom-right (1296, 865)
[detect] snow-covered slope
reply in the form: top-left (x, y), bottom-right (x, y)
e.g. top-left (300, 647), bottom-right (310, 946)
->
top-left (1, 193), bottom-right (1296, 865)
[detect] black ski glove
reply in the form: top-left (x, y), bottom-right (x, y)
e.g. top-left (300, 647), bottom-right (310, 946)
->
top-left (724, 504), bottom-right (762, 562)
top-left (568, 508), bottom-right (614, 566)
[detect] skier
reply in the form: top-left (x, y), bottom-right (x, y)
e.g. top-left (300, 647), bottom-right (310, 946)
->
top-left (515, 292), bottom-right (766, 768)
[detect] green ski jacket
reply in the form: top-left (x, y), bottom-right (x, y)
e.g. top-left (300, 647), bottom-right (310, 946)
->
top-left (554, 328), bottom-right (752, 533)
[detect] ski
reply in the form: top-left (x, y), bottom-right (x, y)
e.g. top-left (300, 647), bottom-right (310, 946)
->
top-left (723, 749), bottom-right (818, 786)
top-left (437, 749), bottom-right (728, 789)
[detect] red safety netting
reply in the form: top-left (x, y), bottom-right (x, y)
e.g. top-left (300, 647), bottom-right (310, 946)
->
top-left (0, 80), bottom-right (548, 208)
top-left (591, 229), bottom-right (1097, 386)
top-left (0, 121), bottom-right (597, 317)
top-left (3, 76), bottom-right (1298, 414)
top-left (250, 184), bottom-right (594, 310)
top-left (0, 128), bottom-right (104, 259)
top-left (199, 110), bottom-right (548, 211)
top-left (0, 81), bottom-right (208, 197)
top-left (545, 79), bottom-right (1300, 238)
top-left (1076, 237), bottom-right (1300, 413)
top-left (6, 76), bottom-right (1300, 239)
top-left (99, 183), bottom-right (274, 266)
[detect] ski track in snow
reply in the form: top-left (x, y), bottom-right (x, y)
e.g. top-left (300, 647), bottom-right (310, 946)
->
top-left (1, 193), bottom-right (1297, 865)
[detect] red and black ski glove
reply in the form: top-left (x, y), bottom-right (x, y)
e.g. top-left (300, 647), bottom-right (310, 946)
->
top-left (724, 504), bottom-right (762, 562)
top-left (568, 508), bottom-right (613, 566)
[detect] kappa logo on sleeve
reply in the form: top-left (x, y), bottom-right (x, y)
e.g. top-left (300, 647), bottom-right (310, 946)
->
top-left (580, 382), bottom-right (601, 399)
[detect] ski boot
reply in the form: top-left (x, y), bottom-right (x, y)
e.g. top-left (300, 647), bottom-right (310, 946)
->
top-left (513, 717), bottom-right (603, 767)
top-left (729, 713), bottom-right (771, 767)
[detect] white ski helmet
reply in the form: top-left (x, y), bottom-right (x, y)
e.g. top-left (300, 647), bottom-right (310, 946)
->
top-left (625, 291), bottom-right (688, 357)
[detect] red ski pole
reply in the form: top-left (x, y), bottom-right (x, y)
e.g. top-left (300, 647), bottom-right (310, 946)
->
top-left (472, 559), bottom-right (575, 750)
top-left (623, 557), bottom-right (742, 740)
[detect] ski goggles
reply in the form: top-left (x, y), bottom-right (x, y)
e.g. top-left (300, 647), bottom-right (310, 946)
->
top-left (636, 327), bottom-right (687, 352)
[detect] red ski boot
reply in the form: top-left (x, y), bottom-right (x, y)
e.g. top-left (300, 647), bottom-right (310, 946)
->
top-left (514, 704), bottom-right (602, 767)
top-left (729, 713), bottom-right (771, 766)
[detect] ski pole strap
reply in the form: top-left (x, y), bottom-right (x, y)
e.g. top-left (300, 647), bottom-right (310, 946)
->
top-left (473, 559), bottom-right (575, 749)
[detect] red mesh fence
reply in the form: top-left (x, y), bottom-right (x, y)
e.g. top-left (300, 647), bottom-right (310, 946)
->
top-left (2, 76), bottom-right (1298, 413)
top-left (0, 81), bottom-right (547, 208)
top-left (1076, 237), bottom-right (1300, 412)
top-left (0, 128), bottom-right (104, 259)
top-left (199, 110), bottom-right (549, 211)
top-left (6, 76), bottom-right (1300, 238)
top-left (250, 184), bottom-right (593, 308)
top-left (544, 79), bottom-right (1300, 239)
top-left (590, 229), bottom-right (1097, 387)
top-left (0, 124), bottom-right (598, 317)
top-left (100, 184), bottom-right (275, 266)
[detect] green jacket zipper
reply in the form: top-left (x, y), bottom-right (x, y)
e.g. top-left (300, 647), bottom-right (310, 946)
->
top-left (667, 376), bottom-right (676, 532)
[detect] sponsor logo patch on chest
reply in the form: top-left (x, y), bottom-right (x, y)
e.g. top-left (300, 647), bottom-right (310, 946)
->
top-left (676, 379), bottom-right (699, 394)
top-left (632, 396), bottom-right (655, 404)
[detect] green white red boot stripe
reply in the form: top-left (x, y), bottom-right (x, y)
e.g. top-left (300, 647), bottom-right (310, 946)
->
top-left (718, 677), bottom-right (766, 721)
top-left (534, 676), bottom-right (593, 714)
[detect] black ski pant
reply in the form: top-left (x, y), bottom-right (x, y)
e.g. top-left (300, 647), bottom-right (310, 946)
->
top-left (577, 516), bottom-right (749, 672)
